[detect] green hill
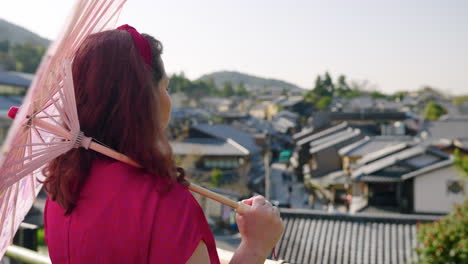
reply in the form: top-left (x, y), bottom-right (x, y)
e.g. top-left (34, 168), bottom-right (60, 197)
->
top-left (0, 18), bottom-right (50, 46)
top-left (198, 71), bottom-right (305, 95)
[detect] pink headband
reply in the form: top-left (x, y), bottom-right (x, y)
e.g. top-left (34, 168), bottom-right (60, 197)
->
top-left (117, 24), bottom-right (152, 67)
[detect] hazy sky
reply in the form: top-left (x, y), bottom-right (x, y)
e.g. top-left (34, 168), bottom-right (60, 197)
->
top-left (2, 0), bottom-right (467, 94)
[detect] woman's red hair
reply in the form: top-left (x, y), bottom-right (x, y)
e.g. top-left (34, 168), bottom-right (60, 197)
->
top-left (43, 29), bottom-right (175, 214)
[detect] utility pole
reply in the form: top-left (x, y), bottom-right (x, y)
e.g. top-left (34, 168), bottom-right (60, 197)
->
top-left (264, 149), bottom-right (271, 201)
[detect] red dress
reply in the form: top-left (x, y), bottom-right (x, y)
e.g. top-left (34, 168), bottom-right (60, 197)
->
top-left (44, 159), bottom-right (220, 264)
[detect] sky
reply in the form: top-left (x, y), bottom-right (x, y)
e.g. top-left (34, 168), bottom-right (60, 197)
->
top-left (2, 0), bottom-right (467, 95)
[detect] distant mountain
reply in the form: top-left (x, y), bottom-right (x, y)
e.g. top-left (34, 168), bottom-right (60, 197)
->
top-left (0, 18), bottom-right (50, 46)
top-left (198, 71), bottom-right (305, 94)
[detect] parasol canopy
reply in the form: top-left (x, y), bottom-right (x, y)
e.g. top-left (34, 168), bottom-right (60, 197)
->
top-left (0, 0), bottom-right (127, 256)
top-left (0, 0), bottom-right (248, 258)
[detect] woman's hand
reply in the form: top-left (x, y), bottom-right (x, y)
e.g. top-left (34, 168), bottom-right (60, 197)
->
top-left (235, 195), bottom-right (284, 260)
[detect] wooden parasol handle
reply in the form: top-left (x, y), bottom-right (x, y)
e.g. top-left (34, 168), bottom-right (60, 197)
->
top-left (88, 142), bottom-right (250, 214)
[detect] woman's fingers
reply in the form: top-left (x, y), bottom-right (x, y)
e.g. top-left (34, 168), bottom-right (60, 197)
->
top-left (251, 195), bottom-right (265, 207)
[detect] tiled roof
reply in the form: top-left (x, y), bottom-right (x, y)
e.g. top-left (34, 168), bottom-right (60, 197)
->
top-left (339, 136), bottom-right (414, 157)
top-left (0, 71), bottom-right (33, 87)
top-left (276, 209), bottom-right (440, 264)
top-left (309, 129), bottom-right (362, 154)
top-left (191, 124), bottom-right (262, 154)
top-left (328, 112), bottom-right (408, 121)
top-left (0, 96), bottom-right (23, 115)
top-left (296, 122), bottom-right (348, 146)
top-left (352, 144), bottom-right (450, 181)
top-left (278, 97), bottom-right (303, 107)
top-left (357, 142), bottom-right (413, 166)
top-left (275, 110), bottom-right (299, 120)
top-left (309, 170), bottom-right (349, 186)
top-left (422, 119), bottom-right (468, 141)
top-left (401, 158), bottom-right (454, 180)
top-left (292, 127), bottom-right (314, 141)
top-left (455, 138), bottom-right (468, 150)
top-left (272, 117), bottom-right (296, 133)
top-left (170, 138), bottom-right (249, 156)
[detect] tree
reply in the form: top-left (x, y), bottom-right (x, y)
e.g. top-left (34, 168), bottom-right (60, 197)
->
top-left (335, 75), bottom-right (350, 97)
top-left (222, 81), bottom-right (235, 97)
top-left (236, 82), bottom-right (249, 96)
top-left (322, 72), bottom-right (334, 96)
top-left (0, 40), bottom-right (10, 53)
top-left (392, 91), bottom-right (408, 101)
top-left (315, 96), bottom-right (331, 110)
top-left (0, 41), bottom-right (46, 73)
top-left (424, 101), bottom-right (447, 120)
top-left (304, 90), bottom-right (319, 104)
top-left (168, 73), bottom-right (191, 94)
top-left (370, 91), bottom-right (387, 99)
top-left (453, 96), bottom-right (468, 105)
top-left (312, 73), bottom-right (333, 97)
top-left (209, 169), bottom-right (223, 187)
top-left (11, 42), bottom-right (45, 73)
top-left (415, 199), bottom-right (468, 264)
top-left (0, 52), bottom-right (16, 71)
top-left (454, 149), bottom-right (468, 178)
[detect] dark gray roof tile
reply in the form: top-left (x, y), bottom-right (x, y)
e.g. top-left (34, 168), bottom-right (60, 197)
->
top-left (0, 71), bottom-right (32, 87)
top-left (276, 209), bottom-right (440, 264)
top-left (310, 129), bottom-right (362, 154)
top-left (296, 122), bottom-right (348, 146)
top-left (170, 138), bottom-right (249, 156)
top-left (191, 124), bottom-right (261, 154)
top-left (339, 136), bottom-right (414, 157)
top-left (423, 120), bottom-right (468, 141)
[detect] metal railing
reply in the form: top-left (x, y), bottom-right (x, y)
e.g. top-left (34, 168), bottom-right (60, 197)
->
top-left (4, 245), bottom-right (51, 264)
top-left (4, 246), bottom-right (285, 264)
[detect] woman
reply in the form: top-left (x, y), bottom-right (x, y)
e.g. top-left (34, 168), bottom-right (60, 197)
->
top-left (43, 25), bottom-right (284, 264)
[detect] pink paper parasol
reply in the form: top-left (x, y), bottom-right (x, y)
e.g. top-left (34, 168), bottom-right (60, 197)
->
top-left (0, 0), bottom-right (247, 257)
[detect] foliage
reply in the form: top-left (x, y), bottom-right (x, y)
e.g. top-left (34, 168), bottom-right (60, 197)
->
top-left (315, 96), bottom-right (332, 110)
top-left (236, 82), bottom-right (249, 97)
top-left (168, 74), bottom-right (249, 98)
top-left (0, 40), bottom-right (45, 73)
top-left (304, 72), bottom-right (364, 110)
top-left (415, 199), bottom-right (468, 264)
top-left (424, 101), bottom-right (447, 120)
top-left (370, 91), bottom-right (387, 99)
top-left (222, 81), bottom-right (235, 97)
top-left (304, 90), bottom-right (319, 104)
top-left (209, 168), bottom-right (223, 187)
top-left (335, 75), bottom-right (352, 97)
top-left (391, 91), bottom-right (408, 101)
top-left (453, 96), bottom-right (468, 105)
top-left (37, 228), bottom-right (45, 245)
top-left (454, 149), bottom-right (468, 178)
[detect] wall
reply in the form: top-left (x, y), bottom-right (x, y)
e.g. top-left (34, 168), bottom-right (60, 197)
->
top-left (414, 166), bottom-right (466, 214)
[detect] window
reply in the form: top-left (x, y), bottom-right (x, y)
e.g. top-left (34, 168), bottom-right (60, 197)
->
top-left (447, 180), bottom-right (464, 195)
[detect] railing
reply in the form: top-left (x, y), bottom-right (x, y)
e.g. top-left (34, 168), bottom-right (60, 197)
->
top-left (4, 245), bottom-right (51, 264)
top-left (4, 246), bottom-right (285, 264)
top-left (217, 248), bottom-right (285, 264)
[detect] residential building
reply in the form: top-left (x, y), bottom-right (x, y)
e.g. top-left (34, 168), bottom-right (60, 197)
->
top-left (351, 144), bottom-right (465, 214)
top-left (339, 136), bottom-right (415, 172)
top-left (0, 71), bottom-right (33, 95)
top-left (290, 122), bottom-right (349, 181)
top-left (249, 101), bottom-right (278, 120)
top-left (200, 97), bottom-right (233, 113)
top-left (186, 124), bottom-right (264, 185)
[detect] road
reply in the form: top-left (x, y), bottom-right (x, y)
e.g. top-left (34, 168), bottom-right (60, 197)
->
top-left (269, 163), bottom-right (309, 209)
